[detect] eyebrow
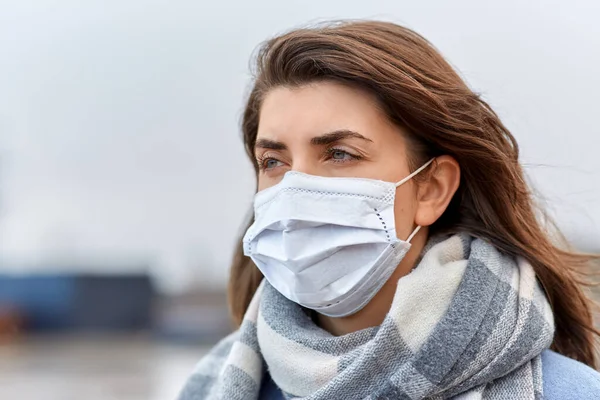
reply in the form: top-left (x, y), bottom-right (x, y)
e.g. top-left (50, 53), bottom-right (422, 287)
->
top-left (310, 130), bottom-right (373, 146)
top-left (254, 130), bottom-right (372, 152)
top-left (255, 138), bottom-right (288, 150)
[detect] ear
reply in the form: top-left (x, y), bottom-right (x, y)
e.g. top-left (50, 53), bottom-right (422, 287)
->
top-left (414, 156), bottom-right (460, 227)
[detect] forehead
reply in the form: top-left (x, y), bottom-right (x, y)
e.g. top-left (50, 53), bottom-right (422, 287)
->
top-left (257, 82), bottom-right (389, 141)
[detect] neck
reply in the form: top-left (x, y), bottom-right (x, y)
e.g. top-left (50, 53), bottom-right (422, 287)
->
top-left (316, 230), bottom-right (426, 336)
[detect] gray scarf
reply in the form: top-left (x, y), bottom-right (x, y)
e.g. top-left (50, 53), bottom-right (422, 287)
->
top-left (179, 234), bottom-right (555, 399)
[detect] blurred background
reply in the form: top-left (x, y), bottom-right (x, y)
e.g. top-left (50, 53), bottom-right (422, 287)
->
top-left (0, 1), bottom-right (599, 399)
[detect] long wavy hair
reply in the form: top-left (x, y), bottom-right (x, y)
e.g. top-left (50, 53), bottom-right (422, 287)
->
top-left (227, 20), bottom-right (599, 368)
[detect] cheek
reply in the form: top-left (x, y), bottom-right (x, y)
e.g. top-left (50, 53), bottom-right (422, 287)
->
top-left (257, 177), bottom-right (269, 191)
top-left (257, 174), bottom-right (283, 191)
top-left (392, 185), bottom-right (418, 240)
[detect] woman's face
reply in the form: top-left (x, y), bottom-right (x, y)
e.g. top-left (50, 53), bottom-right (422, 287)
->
top-left (255, 81), bottom-right (420, 241)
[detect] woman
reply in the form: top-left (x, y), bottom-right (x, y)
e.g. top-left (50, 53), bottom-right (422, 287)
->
top-left (179, 21), bottom-right (600, 399)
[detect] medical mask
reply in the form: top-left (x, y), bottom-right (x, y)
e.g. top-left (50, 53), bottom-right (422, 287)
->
top-left (243, 159), bottom-right (435, 317)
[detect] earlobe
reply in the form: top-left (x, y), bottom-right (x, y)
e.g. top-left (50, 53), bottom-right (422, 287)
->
top-left (414, 156), bottom-right (461, 227)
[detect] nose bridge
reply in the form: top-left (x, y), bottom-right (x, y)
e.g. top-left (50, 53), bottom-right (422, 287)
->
top-left (291, 160), bottom-right (319, 176)
top-left (289, 147), bottom-right (320, 176)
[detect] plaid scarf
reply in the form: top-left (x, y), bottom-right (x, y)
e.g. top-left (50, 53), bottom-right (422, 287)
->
top-left (179, 234), bottom-right (555, 399)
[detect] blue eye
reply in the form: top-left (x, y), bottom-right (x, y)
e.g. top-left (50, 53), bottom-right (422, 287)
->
top-left (332, 150), bottom-right (350, 160)
top-left (328, 148), bottom-right (358, 162)
top-left (259, 157), bottom-right (284, 171)
top-left (266, 159), bottom-right (282, 169)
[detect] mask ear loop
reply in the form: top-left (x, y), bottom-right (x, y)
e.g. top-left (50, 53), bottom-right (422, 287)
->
top-left (395, 158), bottom-right (435, 187)
top-left (406, 225), bottom-right (421, 243)
top-left (395, 158), bottom-right (435, 243)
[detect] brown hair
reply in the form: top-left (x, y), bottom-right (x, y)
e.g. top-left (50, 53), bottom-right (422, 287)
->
top-left (228, 20), bottom-right (600, 367)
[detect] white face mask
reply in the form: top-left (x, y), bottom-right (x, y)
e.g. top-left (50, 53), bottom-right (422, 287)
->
top-left (243, 159), bottom-right (435, 317)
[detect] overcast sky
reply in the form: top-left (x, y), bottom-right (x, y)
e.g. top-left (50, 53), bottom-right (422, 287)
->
top-left (1, 0), bottom-right (599, 293)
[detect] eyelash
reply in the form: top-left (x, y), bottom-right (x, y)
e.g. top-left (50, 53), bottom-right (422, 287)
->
top-left (256, 147), bottom-right (362, 171)
top-left (256, 154), bottom-right (277, 171)
top-left (324, 147), bottom-right (362, 163)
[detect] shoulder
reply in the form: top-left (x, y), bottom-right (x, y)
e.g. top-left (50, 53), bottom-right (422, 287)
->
top-left (542, 349), bottom-right (600, 399)
top-left (177, 331), bottom-right (240, 400)
top-left (192, 330), bottom-right (240, 373)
